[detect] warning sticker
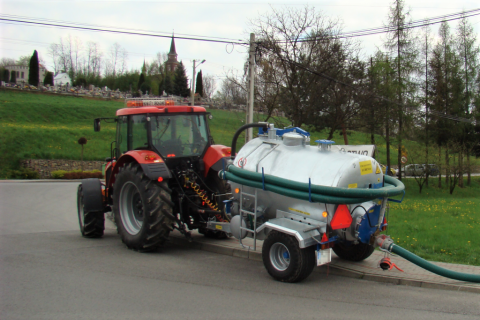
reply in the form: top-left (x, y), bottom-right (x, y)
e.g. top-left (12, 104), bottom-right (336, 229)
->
top-left (288, 207), bottom-right (311, 216)
top-left (348, 183), bottom-right (358, 189)
top-left (359, 160), bottom-right (373, 175)
top-left (375, 165), bottom-right (381, 174)
top-left (215, 225), bottom-right (223, 230)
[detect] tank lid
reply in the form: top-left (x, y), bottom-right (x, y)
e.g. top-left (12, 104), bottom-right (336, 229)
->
top-left (283, 132), bottom-right (305, 146)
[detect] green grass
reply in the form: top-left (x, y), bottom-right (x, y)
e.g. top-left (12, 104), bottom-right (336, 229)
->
top-left (0, 90), bottom-right (119, 177)
top-left (1, 89), bottom-right (479, 267)
top-left (388, 177), bottom-right (480, 266)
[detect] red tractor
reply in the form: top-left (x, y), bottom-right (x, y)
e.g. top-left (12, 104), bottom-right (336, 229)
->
top-left (77, 99), bottom-right (233, 251)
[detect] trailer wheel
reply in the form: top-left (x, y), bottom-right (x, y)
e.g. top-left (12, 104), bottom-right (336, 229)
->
top-left (113, 163), bottom-right (174, 252)
top-left (333, 242), bottom-right (374, 261)
top-left (77, 185), bottom-right (104, 238)
top-left (262, 231), bottom-right (315, 283)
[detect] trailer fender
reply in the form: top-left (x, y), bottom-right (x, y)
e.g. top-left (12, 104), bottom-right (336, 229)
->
top-left (257, 217), bottom-right (327, 249)
top-left (80, 178), bottom-right (104, 212)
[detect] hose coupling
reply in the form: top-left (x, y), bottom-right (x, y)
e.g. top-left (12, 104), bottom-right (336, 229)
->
top-left (374, 234), bottom-right (395, 251)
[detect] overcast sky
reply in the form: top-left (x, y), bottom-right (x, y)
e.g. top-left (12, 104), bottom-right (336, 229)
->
top-left (1, 0), bottom-right (479, 87)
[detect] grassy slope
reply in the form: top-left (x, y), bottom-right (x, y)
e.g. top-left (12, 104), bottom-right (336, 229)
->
top-left (388, 177), bottom-right (480, 266)
top-left (1, 89), bottom-right (479, 266)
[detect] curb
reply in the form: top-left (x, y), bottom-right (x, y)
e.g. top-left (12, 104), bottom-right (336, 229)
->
top-left (169, 234), bottom-right (480, 294)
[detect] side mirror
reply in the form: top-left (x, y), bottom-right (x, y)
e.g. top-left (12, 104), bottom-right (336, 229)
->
top-left (207, 113), bottom-right (213, 120)
top-left (94, 118), bottom-right (101, 132)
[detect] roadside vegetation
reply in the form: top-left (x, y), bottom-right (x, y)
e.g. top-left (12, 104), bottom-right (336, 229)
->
top-left (388, 177), bottom-right (480, 266)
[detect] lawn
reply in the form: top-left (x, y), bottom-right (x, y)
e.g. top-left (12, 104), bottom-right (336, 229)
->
top-left (388, 177), bottom-right (480, 266)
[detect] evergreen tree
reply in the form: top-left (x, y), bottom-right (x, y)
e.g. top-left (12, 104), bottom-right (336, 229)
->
top-left (158, 77), bottom-right (164, 96)
top-left (2, 68), bottom-right (9, 82)
top-left (28, 50), bottom-right (39, 86)
top-left (173, 61), bottom-right (190, 97)
top-left (195, 70), bottom-right (203, 97)
top-left (164, 72), bottom-right (173, 95)
top-left (137, 73), bottom-right (145, 91)
top-left (383, 0), bottom-right (419, 180)
top-left (44, 72), bottom-right (54, 86)
top-left (10, 70), bottom-right (16, 83)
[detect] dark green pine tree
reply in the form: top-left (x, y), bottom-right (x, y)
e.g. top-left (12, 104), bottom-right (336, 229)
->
top-left (43, 72), bottom-right (54, 86)
top-left (158, 77), bottom-right (164, 96)
top-left (173, 61), bottom-right (190, 97)
top-left (137, 73), bottom-right (145, 91)
top-left (28, 50), bottom-right (40, 86)
top-left (10, 70), bottom-right (16, 83)
top-left (164, 72), bottom-right (173, 95)
top-left (2, 68), bottom-right (9, 82)
top-left (195, 70), bottom-right (204, 97)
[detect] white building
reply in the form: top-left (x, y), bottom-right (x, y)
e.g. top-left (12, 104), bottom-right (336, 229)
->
top-left (54, 73), bottom-right (71, 86)
top-left (5, 64), bottom-right (47, 85)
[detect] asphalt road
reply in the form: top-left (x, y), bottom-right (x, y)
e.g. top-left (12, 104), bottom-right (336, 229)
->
top-left (0, 181), bottom-right (479, 320)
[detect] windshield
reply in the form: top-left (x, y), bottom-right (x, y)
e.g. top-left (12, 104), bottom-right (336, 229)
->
top-left (151, 114), bottom-right (209, 157)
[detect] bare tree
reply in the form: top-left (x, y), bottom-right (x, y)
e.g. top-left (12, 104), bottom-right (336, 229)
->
top-left (203, 74), bottom-right (217, 100)
top-left (250, 6), bottom-right (361, 129)
top-left (85, 41), bottom-right (103, 77)
top-left (0, 57), bottom-right (15, 67)
top-left (105, 43), bottom-right (128, 76)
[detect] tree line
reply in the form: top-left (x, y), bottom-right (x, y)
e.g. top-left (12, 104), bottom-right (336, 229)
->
top-left (217, 1), bottom-right (480, 192)
top-left (1, 35), bottom-right (217, 99)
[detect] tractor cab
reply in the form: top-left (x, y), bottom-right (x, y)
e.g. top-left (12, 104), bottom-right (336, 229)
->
top-left (94, 99), bottom-right (215, 171)
top-left (115, 99), bottom-right (212, 162)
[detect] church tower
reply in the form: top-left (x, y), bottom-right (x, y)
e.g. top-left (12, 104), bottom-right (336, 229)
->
top-left (165, 35), bottom-right (179, 73)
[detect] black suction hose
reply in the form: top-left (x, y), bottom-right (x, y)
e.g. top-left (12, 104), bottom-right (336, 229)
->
top-left (231, 123), bottom-right (268, 159)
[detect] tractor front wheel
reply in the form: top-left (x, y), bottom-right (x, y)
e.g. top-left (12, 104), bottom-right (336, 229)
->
top-left (113, 163), bottom-right (174, 252)
top-left (262, 231), bottom-right (315, 283)
top-left (77, 185), bottom-right (104, 238)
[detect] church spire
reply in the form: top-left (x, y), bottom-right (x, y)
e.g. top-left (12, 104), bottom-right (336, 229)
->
top-left (169, 34), bottom-right (177, 55)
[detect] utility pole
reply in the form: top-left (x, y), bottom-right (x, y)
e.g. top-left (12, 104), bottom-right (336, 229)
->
top-left (246, 33), bottom-right (256, 142)
top-left (191, 59), bottom-right (205, 106)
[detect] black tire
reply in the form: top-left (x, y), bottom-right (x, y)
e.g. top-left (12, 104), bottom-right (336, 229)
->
top-left (77, 185), bottom-right (104, 238)
top-left (332, 242), bottom-right (374, 262)
top-left (262, 231), bottom-right (316, 283)
top-left (113, 163), bottom-right (174, 252)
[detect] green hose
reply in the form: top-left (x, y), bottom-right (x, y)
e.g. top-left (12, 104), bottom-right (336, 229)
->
top-left (220, 165), bottom-right (405, 204)
top-left (391, 245), bottom-right (480, 283)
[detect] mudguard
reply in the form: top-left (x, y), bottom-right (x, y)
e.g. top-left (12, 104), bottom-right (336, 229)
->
top-left (203, 145), bottom-right (231, 177)
top-left (80, 178), bottom-right (104, 212)
top-left (110, 150), bottom-right (171, 185)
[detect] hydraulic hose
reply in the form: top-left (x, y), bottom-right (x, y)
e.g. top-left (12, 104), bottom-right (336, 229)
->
top-left (220, 165), bottom-right (404, 204)
top-left (391, 245), bottom-right (480, 283)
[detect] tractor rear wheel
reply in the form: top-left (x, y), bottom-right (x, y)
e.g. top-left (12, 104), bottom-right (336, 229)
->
top-left (262, 231), bottom-right (315, 283)
top-left (333, 242), bottom-right (374, 261)
top-left (113, 163), bottom-right (174, 252)
top-left (77, 185), bottom-right (104, 238)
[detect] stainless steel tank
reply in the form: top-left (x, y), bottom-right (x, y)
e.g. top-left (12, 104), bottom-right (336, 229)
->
top-left (227, 128), bottom-right (384, 244)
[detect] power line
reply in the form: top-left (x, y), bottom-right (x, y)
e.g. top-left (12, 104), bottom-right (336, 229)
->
top-left (0, 17), bottom-right (249, 46)
top-left (272, 8), bottom-right (480, 43)
top-left (0, 14), bottom-right (244, 43)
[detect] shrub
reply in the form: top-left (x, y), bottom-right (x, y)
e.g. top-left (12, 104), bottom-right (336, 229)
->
top-left (62, 170), bottom-right (103, 179)
top-left (8, 168), bottom-right (40, 179)
top-left (51, 170), bottom-right (67, 179)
